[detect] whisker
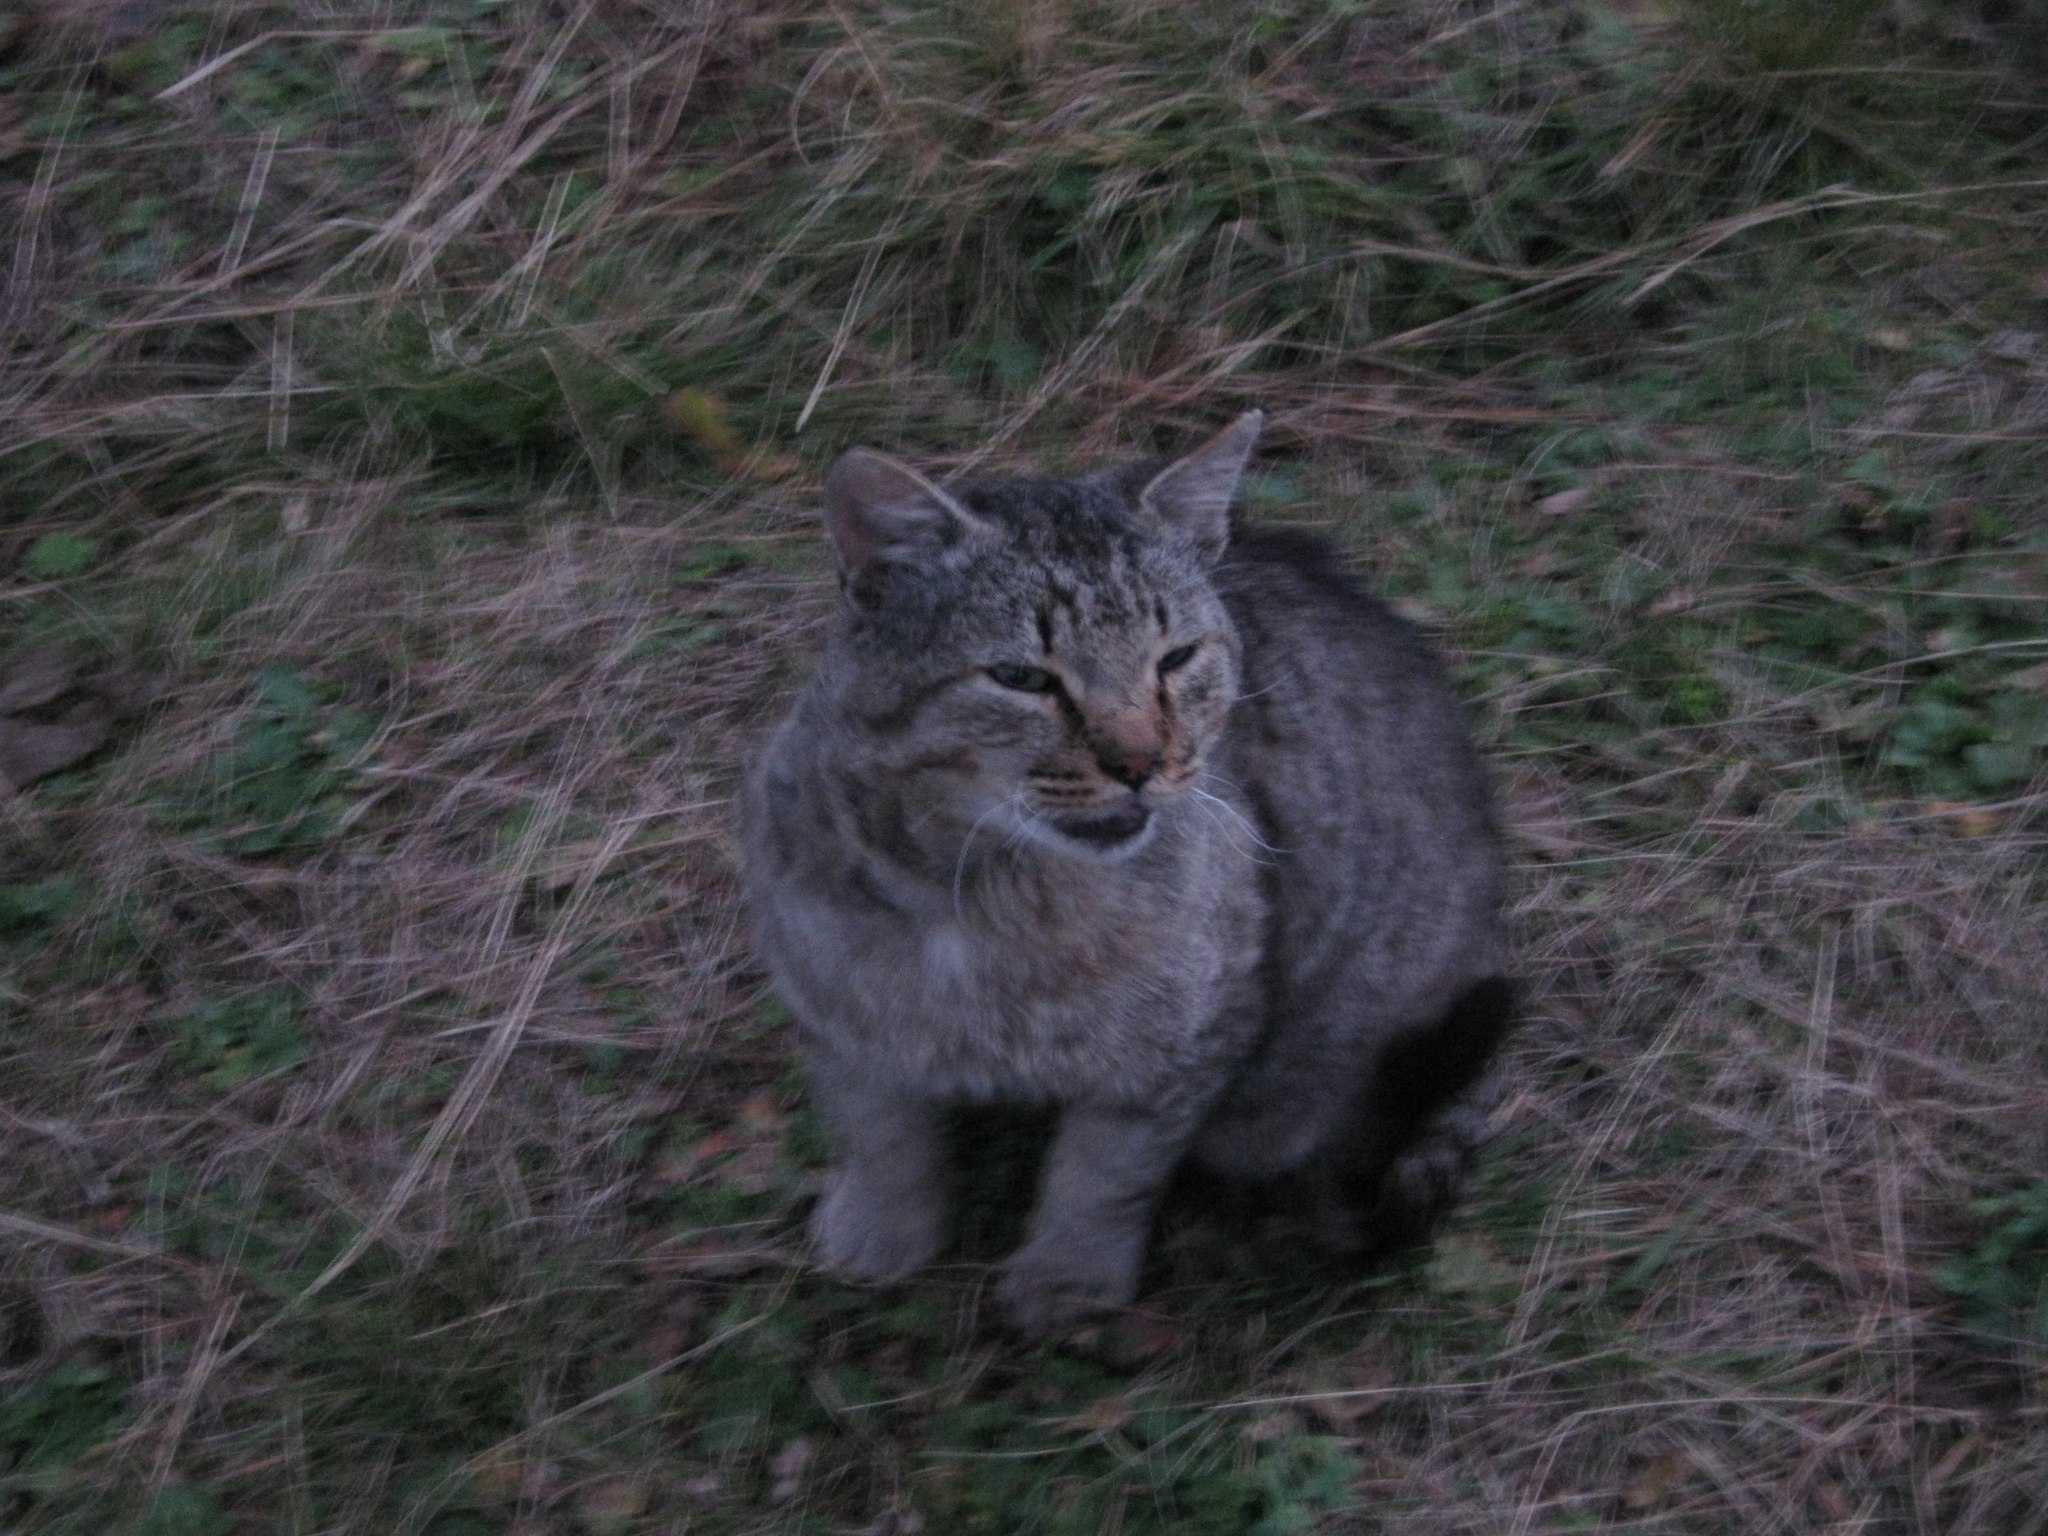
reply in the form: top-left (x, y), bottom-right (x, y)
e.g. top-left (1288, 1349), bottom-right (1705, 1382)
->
top-left (1000, 803), bottom-right (1044, 857)
top-left (1189, 785), bottom-right (1287, 858)
top-left (953, 797), bottom-right (1014, 918)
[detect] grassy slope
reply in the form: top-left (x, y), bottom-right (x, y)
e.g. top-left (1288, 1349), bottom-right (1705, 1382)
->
top-left (2, 1), bottom-right (2045, 1532)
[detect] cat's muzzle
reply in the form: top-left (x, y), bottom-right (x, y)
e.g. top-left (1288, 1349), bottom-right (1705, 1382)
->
top-left (1052, 798), bottom-right (1151, 849)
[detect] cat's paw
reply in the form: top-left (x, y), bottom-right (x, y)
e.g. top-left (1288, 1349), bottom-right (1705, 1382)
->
top-left (995, 1247), bottom-right (1139, 1337)
top-left (809, 1173), bottom-right (944, 1283)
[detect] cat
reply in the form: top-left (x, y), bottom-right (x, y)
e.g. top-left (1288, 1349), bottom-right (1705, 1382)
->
top-left (741, 411), bottom-right (1511, 1335)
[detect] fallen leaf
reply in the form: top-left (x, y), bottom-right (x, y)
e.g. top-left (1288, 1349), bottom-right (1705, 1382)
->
top-left (0, 645), bottom-right (162, 789)
top-left (718, 1139), bottom-right (786, 1196)
top-left (535, 838), bottom-right (624, 893)
top-left (1607, 0), bottom-right (1677, 31)
top-left (1534, 485), bottom-right (1594, 517)
top-left (1426, 1231), bottom-right (1516, 1296)
top-left (1301, 1379), bottom-right (1396, 1432)
top-left (1056, 1394), bottom-right (1134, 1437)
top-left (639, 1235), bottom-right (787, 1276)
top-left (663, 387), bottom-right (746, 456)
top-left (1597, 117), bottom-right (1666, 179)
top-left (637, 1293), bottom-right (702, 1361)
top-left (1926, 802), bottom-right (2003, 838)
top-left (469, 1445), bottom-right (526, 1506)
top-left (747, 451), bottom-right (800, 483)
top-left (0, 715), bottom-right (111, 787)
top-left (1925, 1433), bottom-right (1980, 1497)
top-left (1295, 1341), bottom-right (1401, 1432)
top-left (1814, 1479), bottom-right (1854, 1521)
top-left (650, 1127), bottom-right (738, 1186)
top-left (768, 1437), bottom-right (815, 1503)
top-left (1622, 1447), bottom-right (1690, 1511)
top-left (1245, 1409), bottom-right (1303, 1444)
top-left (0, 644), bottom-right (76, 713)
top-left (735, 1090), bottom-right (784, 1135)
top-left (1511, 819), bottom-right (1583, 861)
top-left (1644, 585), bottom-right (1698, 618)
top-left (1387, 596), bottom-right (1448, 626)
top-left (662, 388), bottom-right (797, 483)
top-left (576, 1474), bottom-right (650, 1534)
top-left (1506, 772), bottom-right (1585, 861)
top-left (868, 1504), bottom-right (925, 1536)
top-left (1098, 1314), bottom-right (1183, 1364)
top-left (1933, 498), bottom-right (1975, 553)
top-left (1987, 329), bottom-right (2040, 362)
top-left (80, 668), bottom-right (161, 716)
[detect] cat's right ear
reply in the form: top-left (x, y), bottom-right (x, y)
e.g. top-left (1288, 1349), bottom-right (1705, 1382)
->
top-left (1140, 409), bottom-right (1262, 565)
top-left (822, 448), bottom-right (991, 585)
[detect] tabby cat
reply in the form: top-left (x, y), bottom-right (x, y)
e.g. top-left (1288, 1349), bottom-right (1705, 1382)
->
top-left (742, 412), bottom-right (1510, 1334)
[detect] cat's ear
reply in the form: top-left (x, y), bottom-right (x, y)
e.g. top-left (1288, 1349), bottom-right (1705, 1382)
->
top-left (823, 448), bottom-right (990, 581)
top-left (1139, 409), bottom-right (1263, 564)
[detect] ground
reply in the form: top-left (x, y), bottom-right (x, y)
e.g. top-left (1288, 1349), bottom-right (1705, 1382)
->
top-left (1, 1), bottom-right (2045, 1532)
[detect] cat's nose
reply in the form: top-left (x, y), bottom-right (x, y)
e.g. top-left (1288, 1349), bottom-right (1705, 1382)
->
top-left (1097, 745), bottom-right (1161, 789)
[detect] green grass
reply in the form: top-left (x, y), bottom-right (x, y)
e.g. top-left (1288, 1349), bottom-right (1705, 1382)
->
top-left (3, 0), bottom-right (2046, 1531)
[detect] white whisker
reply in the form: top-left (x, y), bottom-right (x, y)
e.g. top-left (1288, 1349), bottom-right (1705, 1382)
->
top-left (1190, 767), bottom-right (1262, 804)
top-left (952, 798), bottom-right (1013, 918)
top-left (999, 804), bottom-right (1041, 857)
top-left (1189, 785), bottom-right (1286, 858)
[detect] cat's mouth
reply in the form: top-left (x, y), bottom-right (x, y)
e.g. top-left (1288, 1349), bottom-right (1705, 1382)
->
top-left (1051, 799), bottom-right (1152, 849)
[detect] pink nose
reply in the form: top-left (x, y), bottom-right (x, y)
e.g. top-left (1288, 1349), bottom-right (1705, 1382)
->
top-left (1097, 745), bottom-right (1160, 788)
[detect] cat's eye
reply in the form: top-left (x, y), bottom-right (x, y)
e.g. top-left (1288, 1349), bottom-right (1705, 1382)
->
top-left (987, 663), bottom-right (1061, 694)
top-left (1158, 643), bottom-right (1199, 674)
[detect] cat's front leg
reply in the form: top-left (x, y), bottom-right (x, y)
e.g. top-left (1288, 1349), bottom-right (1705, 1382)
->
top-left (805, 1047), bottom-right (947, 1282)
top-left (998, 1102), bottom-right (1196, 1336)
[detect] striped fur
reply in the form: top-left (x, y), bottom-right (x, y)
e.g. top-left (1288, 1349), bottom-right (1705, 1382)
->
top-left (742, 414), bottom-right (1509, 1334)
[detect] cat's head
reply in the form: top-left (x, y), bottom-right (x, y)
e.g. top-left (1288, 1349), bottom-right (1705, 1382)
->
top-left (816, 413), bottom-right (1260, 862)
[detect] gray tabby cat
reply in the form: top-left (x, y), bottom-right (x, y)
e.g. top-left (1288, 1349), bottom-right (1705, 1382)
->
top-left (742, 412), bottom-right (1510, 1335)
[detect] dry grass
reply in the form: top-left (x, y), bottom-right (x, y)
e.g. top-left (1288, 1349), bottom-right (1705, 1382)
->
top-left (3, 1), bottom-right (2046, 1532)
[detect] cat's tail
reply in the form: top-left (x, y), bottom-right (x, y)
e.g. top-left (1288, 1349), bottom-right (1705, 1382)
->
top-left (1331, 975), bottom-right (1517, 1257)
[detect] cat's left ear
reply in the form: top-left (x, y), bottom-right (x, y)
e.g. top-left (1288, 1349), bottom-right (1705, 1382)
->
top-left (1139, 410), bottom-right (1262, 564)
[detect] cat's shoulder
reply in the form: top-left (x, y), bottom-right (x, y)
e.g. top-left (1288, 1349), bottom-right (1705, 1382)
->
top-left (1217, 522), bottom-right (1412, 634)
top-left (1221, 521), bottom-right (1370, 598)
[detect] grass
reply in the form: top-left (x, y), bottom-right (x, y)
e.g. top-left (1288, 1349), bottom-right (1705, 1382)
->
top-left (3, 0), bottom-right (2045, 1530)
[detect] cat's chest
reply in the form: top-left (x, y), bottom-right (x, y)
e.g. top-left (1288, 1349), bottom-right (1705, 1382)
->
top-left (773, 867), bottom-right (1243, 1098)
top-left (881, 895), bottom-right (1168, 1024)
top-left (914, 922), bottom-right (978, 992)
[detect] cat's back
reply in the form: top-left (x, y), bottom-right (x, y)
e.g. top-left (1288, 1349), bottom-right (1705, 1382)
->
top-left (1218, 524), bottom-right (1482, 785)
top-left (1213, 523), bottom-right (1501, 1009)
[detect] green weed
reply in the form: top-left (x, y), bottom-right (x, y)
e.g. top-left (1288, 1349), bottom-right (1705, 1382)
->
top-left (165, 989), bottom-right (307, 1091)
top-left (138, 1485), bottom-right (232, 1536)
top-left (161, 665), bottom-right (376, 856)
top-left (21, 535), bottom-right (98, 581)
top-left (1941, 1182), bottom-right (2048, 1353)
top-left (1883, 682), bottom-right (2048, 799)
top-left (1678, 0), bottom-right (1885, 69)
top-left (0, 881), bottom-right (87, 963)
top-left (0, 1365), bottom-right (128, 1496)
